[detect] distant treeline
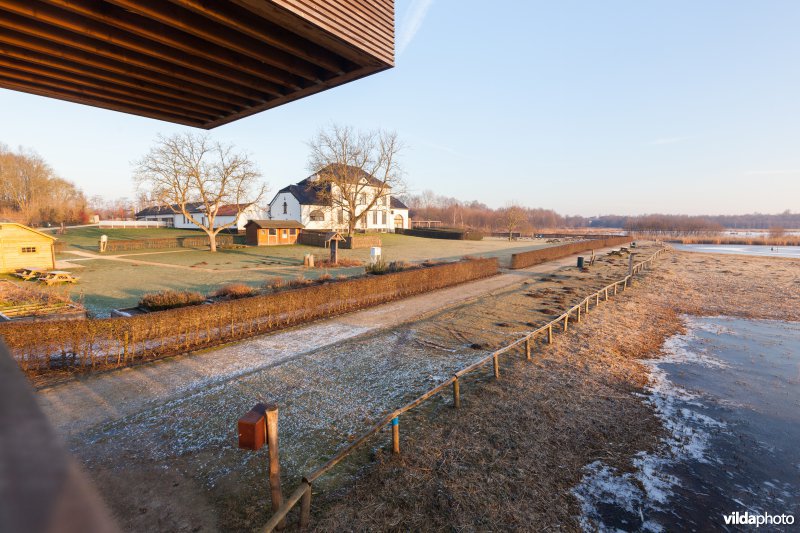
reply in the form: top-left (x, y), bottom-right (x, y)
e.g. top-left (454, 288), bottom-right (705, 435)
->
top-left (590, 211), bottom-right (800, 231)
top-left (402, 190), bottom-right (798, 233)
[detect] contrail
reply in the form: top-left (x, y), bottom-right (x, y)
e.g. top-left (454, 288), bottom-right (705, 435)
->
top-left (397, 0), bottom-right (434, 57)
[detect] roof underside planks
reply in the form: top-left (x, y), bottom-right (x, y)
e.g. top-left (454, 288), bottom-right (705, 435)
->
top-left (0, 0), bottom-right (394, 128)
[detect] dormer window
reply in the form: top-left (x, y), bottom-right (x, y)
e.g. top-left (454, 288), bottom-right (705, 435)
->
top-left (283, 200), bottom-right (288, 214)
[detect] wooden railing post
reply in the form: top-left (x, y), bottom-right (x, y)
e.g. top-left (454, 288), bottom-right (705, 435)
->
top-left (391, 417), bottom-right (400, 454)
top-left (525, 336), bottom-right (531, 360)
top-left (596, 293), bottom-right (600, 306)
top-left (613, 283), bottom-right (618, 295)
top-left (563, 314), bottom-right (569, 332)
top-left (453, 376), bottom-right (461, 408)
top-left (299, 481), bottom-right (311, 530)
top-left (265, 405), bottom-right (285, 530)
top-left (548, 324), bottom-right (553, 344)
top-left (585, 299), bottom-right (589, 313)
top-left (493, 353), bottom-right (500, 378)
top-left (576, 306), bottom-right (581, 322)
top-left (604, 288), bottom-right (609, 301)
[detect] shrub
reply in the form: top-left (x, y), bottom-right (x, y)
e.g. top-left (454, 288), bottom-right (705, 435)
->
top-left (317, 273), bottom-right (333, 284)
top-left (365, 259), bottom-right (387, 275)
top-left (265, 277), bottom-right (287, 291)
top-left (288, 275), bottom-right (312, 288)
top-left (139, 290), bottom-right (205, 311)
top-left (212, 283), bottom-right (256, 300)
top-left (387, 260), bottom-right (411, 273)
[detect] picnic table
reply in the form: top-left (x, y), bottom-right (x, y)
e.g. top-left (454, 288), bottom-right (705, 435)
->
top-left (38, 271), bottom-right (79, 285)
top-left (12, 267), bottom-right (46, 281)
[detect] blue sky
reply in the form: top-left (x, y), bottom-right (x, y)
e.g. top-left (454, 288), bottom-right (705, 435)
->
top-left (1, 1), bottom-right (799, 216)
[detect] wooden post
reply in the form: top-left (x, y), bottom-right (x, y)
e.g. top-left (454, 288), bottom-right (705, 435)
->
top-left (265, 405), bottom-right (285, 530)
top-left (493, 353), bottom-right (500, 378)
top-left (525, 337), bottom-right (531, 360)
top-left (564, 314), bottom-right (569, 332)
top-left (391, 417), bottom-right (400, 454)
top-left (628, 252), bottom-right (635, 278)
top-left (604, 288), bottom-right (609, 301)
top-left (300, 482), bottom-right (311, 530)
top-left (330, 239), bottom-right (338, 264)
top-left (585, 299), bottom-right (589, 313)
top-left (613, 283), bottom-right (618, 295)
top-left (548, 324), bottom-right (553, 344)
top-left (453, 377), bottom-right (461, 408)
top-left (596, 293), bottom-right (600, 306)
top-left (123, 331), bottom-right (129, 363)
top-left (577, 306), bottom-right (581, 322)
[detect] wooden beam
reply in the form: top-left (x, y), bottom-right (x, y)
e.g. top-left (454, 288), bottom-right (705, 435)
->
top-left (0, 11), bottom-right (271, 103)
top-left (0, 75), bottom-right (205, 127)
top-left (0, 1), bottom-right (289, 96)
top-left (39, 0), bottom-right (307, 90)
top-left (0, 55), bottom-right (229, 118)
top-left (0, 66), bottom-right (217, 122)
top-left (169, 0), bottom-right (348, 74)
top-left (0, 39), bottom-right (239, 113)
top-left (107, 0), bottom-right (329, 82)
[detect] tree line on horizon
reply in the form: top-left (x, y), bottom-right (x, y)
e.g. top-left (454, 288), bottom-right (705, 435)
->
top-left (402, 190), bottom-right (799, 234)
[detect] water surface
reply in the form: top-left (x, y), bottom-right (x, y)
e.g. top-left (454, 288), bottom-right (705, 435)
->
top-left (673, 243), bottom-right (800, 259)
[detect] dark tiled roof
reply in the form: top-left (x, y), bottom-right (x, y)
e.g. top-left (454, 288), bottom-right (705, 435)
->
top-left (245, 220), bottom-right (304, 229)
top-left (276, 164), bottom-right (392, 206)
top-left (390, 197), bottom-right (408, 209)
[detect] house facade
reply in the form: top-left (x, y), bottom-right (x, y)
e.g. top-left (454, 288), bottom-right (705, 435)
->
top-left (268, 170), bottom-right (410, 232)
top-left (135, 203), bottom-right (266, 232)
top-left (0, 223), bottom-right (56, 273)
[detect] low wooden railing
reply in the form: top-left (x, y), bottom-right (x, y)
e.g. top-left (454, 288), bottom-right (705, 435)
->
top-left (260, 247), bottom-right (668, 531)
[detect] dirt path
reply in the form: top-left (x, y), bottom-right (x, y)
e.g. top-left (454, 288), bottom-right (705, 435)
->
top-left (39, 246), bottom-right (628, 439)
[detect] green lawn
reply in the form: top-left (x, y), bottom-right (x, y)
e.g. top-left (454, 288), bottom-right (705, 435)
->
top-left (54, 229), bottom-right (555, 316)
top-left (57, 226), bottom-right (208, 250)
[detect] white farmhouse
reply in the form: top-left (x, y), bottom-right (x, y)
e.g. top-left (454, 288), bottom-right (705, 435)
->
top-left (269, 166), bottom-right (410, 232)
top-left (135, 203), bottom-right (266, 231)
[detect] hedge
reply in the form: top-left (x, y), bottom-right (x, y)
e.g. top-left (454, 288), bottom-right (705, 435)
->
top-left (104, 234), bottom-right (238, 252)
top-left (1, 257), bottom-right (498, 376)
top-left (396, 228), bottom-right (484, 241)
top-left (343, 235), bottom-right (382, 249)
top-left (510, 236), bottom-right (632, 269)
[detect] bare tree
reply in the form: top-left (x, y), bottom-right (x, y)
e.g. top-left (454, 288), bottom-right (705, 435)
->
top-left (497, 204), bottom-right (527, 240)
top-left (134, 133), bottom-right (266, 252)
top-left (307, 124), bottom-right (404, 236)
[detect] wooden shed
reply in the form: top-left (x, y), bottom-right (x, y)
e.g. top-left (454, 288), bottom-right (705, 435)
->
top-left (0, 223), bottom-right (56, 273)
top-left (245, 220), bottom-right (304, 246)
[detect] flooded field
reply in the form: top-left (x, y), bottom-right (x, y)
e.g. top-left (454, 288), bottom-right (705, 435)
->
top-left (575, 315), bottom-right (800, 531)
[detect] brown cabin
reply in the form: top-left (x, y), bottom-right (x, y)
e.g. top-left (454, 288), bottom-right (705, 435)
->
top-left (245, 220), bottom-right (304, 246)
top-left (0, 223), bottom-right (57, 273)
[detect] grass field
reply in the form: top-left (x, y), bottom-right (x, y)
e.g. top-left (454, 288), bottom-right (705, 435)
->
top-left (53, 228), bottom-right (557, 316)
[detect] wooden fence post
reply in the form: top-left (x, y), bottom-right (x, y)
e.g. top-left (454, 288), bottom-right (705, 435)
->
top-left (548, 324), bottom-right (553, 344)
top-left (493, 353), bottom-right (500, 378)
top-left (453, 377), bottom-right (461, 408)
top-left (604, 288), bottom-right (609, 301)
top-left (576, 306), bottom-right (581, 322)
top-left (525, 337), bottom-right (531, 360)
top-left (563, 314), bottom-right (569, 332)
top-left (265, 405), bottom-right (285, 530)
top-left (123, 331), bottom-right (129, 363)
top-left (300, 482), bottom-right (312, 530)
top-left (391, 417), bottom-right (400, 454)
top-left (585, 299), bottom-right (589, 313)
top-left (613, 283), bottom-right (618, 295)
top-left (596, 293), bottom-right (600, 306)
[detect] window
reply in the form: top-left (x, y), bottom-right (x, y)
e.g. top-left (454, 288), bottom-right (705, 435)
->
top-left (289, 228), bottom-right (297, 235)
top-left (283, 200), bottom-right (288, 214)
top-left (269, 228), bottom-right (277, 235)
top-left (21, 246), bottom-right (36, 253)
top-left (338, 209), bottom-right (344, 224)
top-left (309, 209), bottom-right (325, 221)
top-left (373, 210), bottom-right (378, 224)
top-left (282, 229), bottom-right (287, 237)
top-left (382, 211), bottom-right (387, 225)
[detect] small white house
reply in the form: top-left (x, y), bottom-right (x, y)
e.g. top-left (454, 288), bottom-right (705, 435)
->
top-left (135, 203), bottom-right (266, 231)
top-left (268, 167), bottom-right (410, 232)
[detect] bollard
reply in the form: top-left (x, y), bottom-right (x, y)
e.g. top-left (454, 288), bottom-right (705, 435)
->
top-left (391, 417), bottom-right (400, 454)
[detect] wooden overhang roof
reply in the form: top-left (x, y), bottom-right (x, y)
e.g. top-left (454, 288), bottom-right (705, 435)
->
top-left (0, 1), bottom-right (394, 128)
top-left (246, 219), bottom-right (304, 229)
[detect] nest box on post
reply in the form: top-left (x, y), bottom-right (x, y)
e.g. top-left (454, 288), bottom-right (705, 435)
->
top-left (238, 402), bottom-right (269, 451)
